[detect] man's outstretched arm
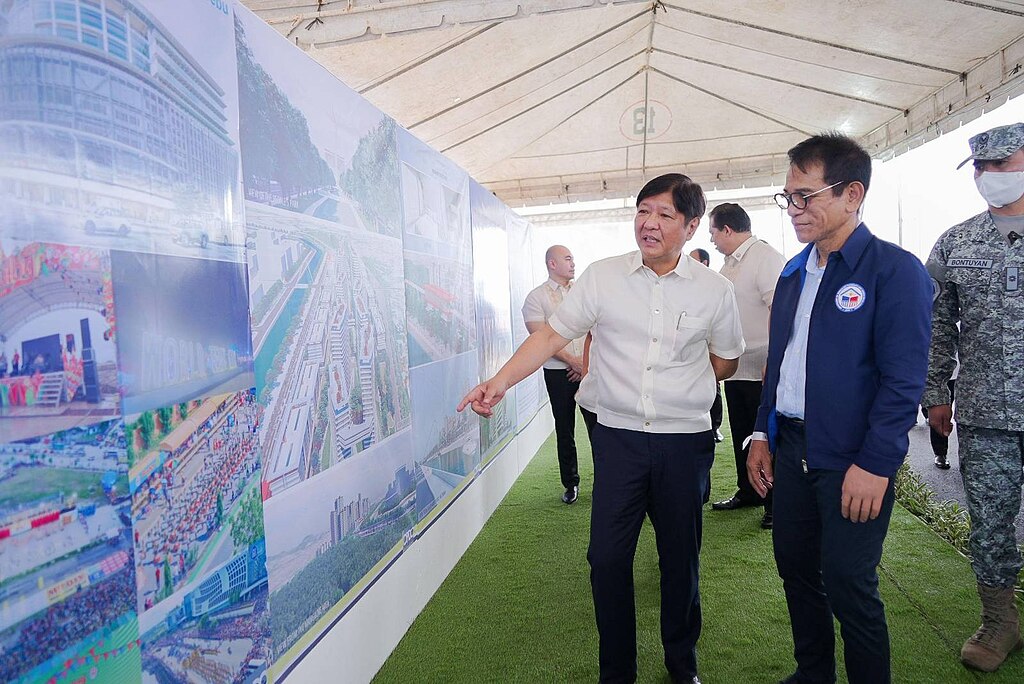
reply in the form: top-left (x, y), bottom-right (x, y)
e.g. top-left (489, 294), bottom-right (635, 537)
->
top-left (458, 324), bottom-right (570, 417)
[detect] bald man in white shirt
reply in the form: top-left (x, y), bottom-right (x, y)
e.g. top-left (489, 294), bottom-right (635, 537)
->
top-left (522, 245), bottom-right (586, 504)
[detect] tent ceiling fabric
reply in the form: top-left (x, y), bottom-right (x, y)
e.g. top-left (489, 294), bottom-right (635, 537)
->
top-left (243, 0), bottom-right (1024, 205)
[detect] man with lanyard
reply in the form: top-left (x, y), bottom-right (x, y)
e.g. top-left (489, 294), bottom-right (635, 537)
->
top-left (923, 121), bottom-right (1024, 673)
top-left (460, 173), bottom-right (744, 683)
top-left (746, 133), bottom-right (932, 684)
top-left (707, 202), bottom-right (785, 529)
top-left (523, 245), bottom-right (586, 504)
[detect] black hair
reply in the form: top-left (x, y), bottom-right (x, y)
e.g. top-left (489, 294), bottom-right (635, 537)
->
top-left (708, 202), bottom-right (751, 233)
top-left (636, 173), bottom-right (706, 222)
top-left (787, 132), bottom-right (871, 196)
top-left (691, 248), bottom-right (710, 266)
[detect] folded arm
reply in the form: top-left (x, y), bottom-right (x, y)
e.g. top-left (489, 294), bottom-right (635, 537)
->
top-left (525, 320), bottom-right (583, 378)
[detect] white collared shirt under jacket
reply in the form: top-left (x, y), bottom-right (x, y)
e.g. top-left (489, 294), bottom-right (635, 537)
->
top-left (549, 251), bottom-right (745, 433)
top-left (775, 245), bottom-right (826, 419)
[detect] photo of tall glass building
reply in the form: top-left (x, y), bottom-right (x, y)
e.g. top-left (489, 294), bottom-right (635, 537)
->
top-left (0, 0), bottom-right (240, 255)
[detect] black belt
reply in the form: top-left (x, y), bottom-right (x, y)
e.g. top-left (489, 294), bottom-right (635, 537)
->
top-left (777, 413), bottom-right (805, 427)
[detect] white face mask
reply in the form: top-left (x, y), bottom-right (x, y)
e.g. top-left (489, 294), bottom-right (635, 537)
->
top-left (975, 170), bottom-right (1024, 208)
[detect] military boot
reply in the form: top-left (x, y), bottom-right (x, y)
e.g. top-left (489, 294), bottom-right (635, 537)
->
top-left (961, 584), bottom-right (1024, 671)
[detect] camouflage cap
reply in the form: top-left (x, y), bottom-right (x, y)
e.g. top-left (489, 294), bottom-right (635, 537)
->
top-left (957, 122), bottom-right (1024, 169)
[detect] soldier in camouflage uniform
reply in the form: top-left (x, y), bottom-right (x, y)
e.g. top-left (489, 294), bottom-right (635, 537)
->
top-left (924, 122), bottom-right (1024, 673)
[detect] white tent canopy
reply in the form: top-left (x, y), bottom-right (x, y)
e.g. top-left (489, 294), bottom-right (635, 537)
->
top-left (243, 0), bottom-right (1024, 205)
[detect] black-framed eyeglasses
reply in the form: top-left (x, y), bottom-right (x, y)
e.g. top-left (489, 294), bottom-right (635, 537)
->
top-left (773, 180), bottom-right (849, 210)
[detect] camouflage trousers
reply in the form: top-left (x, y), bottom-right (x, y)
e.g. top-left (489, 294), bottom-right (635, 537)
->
top-left (959, 424), bottom-right (1024, 588)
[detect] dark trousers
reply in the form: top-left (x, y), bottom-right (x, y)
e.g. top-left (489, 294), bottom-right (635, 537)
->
top-left (724, 380), bottom-right (770, 508)
top-left (580, 406), bottom-right (598, 442)
top-left (588, 424), bottom-right (714, 683)
top-left (544, 368), bottom-right (581, 489)
top-left (773, 417), bottom-right (895, 684)
top-left (921, 380), bottom-right (955, 457)
top-left (710, 384), bottom-right (723, 431)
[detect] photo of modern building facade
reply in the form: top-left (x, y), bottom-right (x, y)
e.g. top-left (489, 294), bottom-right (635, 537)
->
top-left (0, 0), bottom-right (243, 260)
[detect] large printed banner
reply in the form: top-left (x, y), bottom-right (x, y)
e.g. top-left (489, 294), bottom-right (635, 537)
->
top-left (0, 2), bottom-right (271, 682)
top-left (233, 6), bottom-right (417, 672)
top-left (0, 1), bottom-right (542, 681)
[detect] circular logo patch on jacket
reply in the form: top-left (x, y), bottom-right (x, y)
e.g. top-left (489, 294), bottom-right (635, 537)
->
top-left (835, 283), bottom-right (866, 312)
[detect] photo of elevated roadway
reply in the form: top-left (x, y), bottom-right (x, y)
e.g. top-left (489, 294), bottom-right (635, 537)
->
top-left (407, 352), bottom-right (481, 521)
top-left (247, 202), bottom-right (410, 500)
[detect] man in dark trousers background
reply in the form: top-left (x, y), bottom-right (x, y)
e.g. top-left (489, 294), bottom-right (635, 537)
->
top-left (522, 245), bottom-right (586, 504)
top-left (707, 203), bottom-right (785, 529)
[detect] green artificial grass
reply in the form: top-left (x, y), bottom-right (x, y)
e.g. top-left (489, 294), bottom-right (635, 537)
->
top-left (374, 415), bottom-right (1024, 683)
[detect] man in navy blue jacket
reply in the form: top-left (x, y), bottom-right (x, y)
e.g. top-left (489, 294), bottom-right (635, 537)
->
top-left (746, 133), bottom-right (932, 684)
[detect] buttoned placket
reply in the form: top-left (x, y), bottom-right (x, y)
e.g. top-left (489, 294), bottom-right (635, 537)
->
top-left (640, 272), bottom-right (664, 429)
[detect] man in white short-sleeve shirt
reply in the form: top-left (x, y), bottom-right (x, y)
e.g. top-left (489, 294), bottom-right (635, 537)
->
top-left (459, 174), bottom-right (744, 684)
top-left (522, 245), bottom-right (586, 504)
top-left (707, 202), bottom-right (785, 529)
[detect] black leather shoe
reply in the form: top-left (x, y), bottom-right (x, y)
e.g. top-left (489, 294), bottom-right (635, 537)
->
top-left (711, 494), bottom-right (759, 511)
top-left (934, 454), bottom-right (951, 470)
top-left (562, 486), bottom-right (578, 504)
top-left (760, 510), bottom-right (773, 529)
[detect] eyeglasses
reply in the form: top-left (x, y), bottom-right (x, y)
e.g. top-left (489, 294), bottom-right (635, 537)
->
top-left (773, 180), bottom-right (849, 210)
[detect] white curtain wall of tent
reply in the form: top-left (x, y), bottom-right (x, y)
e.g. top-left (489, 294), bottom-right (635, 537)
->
top-left (1, 1), bottom-right (1024, 683)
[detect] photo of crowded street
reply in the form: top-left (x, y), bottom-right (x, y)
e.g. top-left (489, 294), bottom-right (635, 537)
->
top-left (127, 390), bottom-right (265, 615)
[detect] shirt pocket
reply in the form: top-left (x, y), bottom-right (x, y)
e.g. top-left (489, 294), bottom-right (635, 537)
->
top-left (946, 266), bottom-right (996, 309)
top-left (670, 315), bottom-right (710, 363)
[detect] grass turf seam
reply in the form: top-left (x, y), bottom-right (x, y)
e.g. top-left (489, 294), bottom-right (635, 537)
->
top-left (893, 463), bottom-right (1024, 595)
